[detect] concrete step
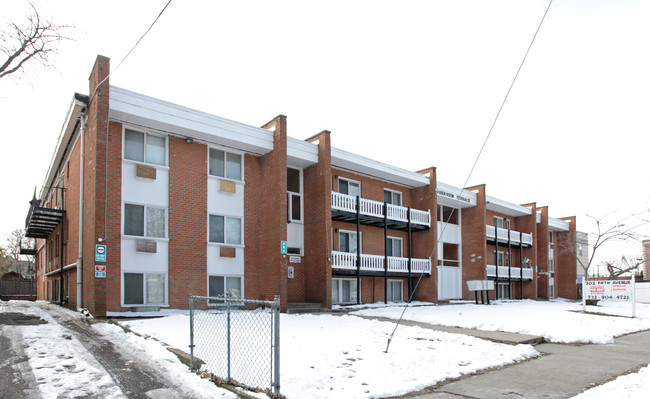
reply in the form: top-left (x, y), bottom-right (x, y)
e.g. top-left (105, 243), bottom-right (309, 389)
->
top-left (286, 303), bottom-right (328, 314)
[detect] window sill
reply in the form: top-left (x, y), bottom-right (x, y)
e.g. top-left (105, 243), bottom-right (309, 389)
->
top-left (122, 159), bottom-right (170, 170)
top-left (207, 242), bottom-right (245, 249)
top-left (207, 174), bottom-right (245, 185)
top-left (122, 235), bottom-right (169, 242)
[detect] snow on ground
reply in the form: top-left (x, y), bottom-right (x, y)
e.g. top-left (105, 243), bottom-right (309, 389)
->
top-left (123, 312), bottom-right (538, 399)
top-left (2, 300), bottom-right (235, 399)
top-left (570, 365), bottom-right (650, 399)
top-left (91, 322), bottom-right (236, 398)
top-left (353, 299), bottom-right (650, 344)
top-left (3, 301), bottom-right (124, 399)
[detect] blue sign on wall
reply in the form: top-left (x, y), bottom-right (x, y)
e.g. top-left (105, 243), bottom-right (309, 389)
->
top-left (95, 244), bottom-right (106, 262)
top-left (280, 241), bottom-right (288, 254)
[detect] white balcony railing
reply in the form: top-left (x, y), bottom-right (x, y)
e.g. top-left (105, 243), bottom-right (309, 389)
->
top-left (486, 264), bottom-right (534, 280)
top-left (332, 251), bottom-right (432, 275)
top-left (485, 225), bottom-right (533, 246)
top-left (331, 191), bottom-right (431, 227)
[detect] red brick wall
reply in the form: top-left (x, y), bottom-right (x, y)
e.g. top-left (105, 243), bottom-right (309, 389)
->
top-left (556, 216), bottom-right (578, 299)
top-left (244, 116), bottom-right (288, 309)
top-left (461, 185), bottom-right (487, 299)
top-left (517, 203), bottom-right (538, 299)
top-left (536, 206), bottom-right (549, 299)
top-left (82, 55), bottom-right (111, 316)
top-left (303, 131), bottom-right (333, 307)
top-left (412, 167), bottom-right (437, 302)
top-left (168, 136), bottom-right (208, 308)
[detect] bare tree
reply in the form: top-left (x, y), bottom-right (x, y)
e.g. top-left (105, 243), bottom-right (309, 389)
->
top-left (0, 247), bottom-right (9, 278)
top-left (603, 256), bottom-right (647, 280)
top-left (0, 2), bottom-right (71, 79)
top-left (557, 213), bottom-right (644, 280)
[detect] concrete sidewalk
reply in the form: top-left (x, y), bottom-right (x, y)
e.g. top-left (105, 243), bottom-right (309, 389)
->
top-left (356, 315), bottom-right (545, 345)
top-left (366, 315), bottom-right (650, 399)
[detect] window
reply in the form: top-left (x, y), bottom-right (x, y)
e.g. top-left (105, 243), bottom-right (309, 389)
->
top-left (124, 129), bottom-right (166, 166)
top-left (338, 178), bottom-right (360, 197)
top-left (494, 251), bottom-right (505, 266)
top-left (549, 231), bottom-right (554, 245)
top-left (209, 215), bottom-right (242, 245)
top-left (437, 205), bottom-right (459, 224)
top-left (209, 275), bottom-right (242, 298)
top-left (124, 204), bottom-right (166, 238)
top-left (387, 280), bottom-right (403, 302)
top-left (209, 148), bottom-right (242, 180)
top-left (339, 231), bottom-right (360, 253)
top-left (494, 216), bottom-right (504, 229)
top-left (386, 237), bottom-right (402, 257)
top-left (498, 282), bottom-right (510, 300)
top-left (549, 258), bottom-right (554, 273)
top-left (384, 189), bottom-right (402, 206)
top-left (123, 272), bottom-right (165, 305)
top-left (579, 244), bottom-right (583, 257)
top-left (287, 168), bottom-right (302, 222)
top-left (332, 278), bottom-right (358, 304)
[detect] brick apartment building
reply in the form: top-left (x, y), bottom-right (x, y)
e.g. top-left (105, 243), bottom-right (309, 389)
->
top-left (24, 56), bottom-right (577, 316)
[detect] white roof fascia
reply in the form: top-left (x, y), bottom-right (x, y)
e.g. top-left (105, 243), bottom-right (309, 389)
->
top-left (109, 86), bottom-right (274, 155)
top-left (287, 137), bottom-right (318, 168)
top-left (485, 195), bottom-right (532, 217)
top-left (331, 147), bottom-right (430, 188)
top-left (549, 217), bottom-right (571, 231)
top-left (436, 181), bottom-right (476, 208)
top-left (40, 95), bottom-right (86, 200)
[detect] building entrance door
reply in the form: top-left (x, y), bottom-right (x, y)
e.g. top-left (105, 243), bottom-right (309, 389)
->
top-left (437, 265), bottom-right (462, 299)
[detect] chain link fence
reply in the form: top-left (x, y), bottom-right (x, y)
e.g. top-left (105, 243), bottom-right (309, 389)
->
top-left (189, 295), bottom-right (280, 397)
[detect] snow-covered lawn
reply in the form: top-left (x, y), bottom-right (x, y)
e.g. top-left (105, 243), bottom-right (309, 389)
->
top-left (570, 365), bottom-right (650, 399)
top-left (118, 300), bottom-right (650, 398)
top-left (122, 311), bottom-right (537, 399)
top-left (353, 299), bottom-right (650, 344)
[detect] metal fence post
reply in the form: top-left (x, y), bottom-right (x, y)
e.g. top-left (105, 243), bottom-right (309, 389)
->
top-left (189, 295), bottom-right (195, 371)
top-left (273, 295), bottom-right (281, 397)
top-left (227, 298), bottom-right (232, 382)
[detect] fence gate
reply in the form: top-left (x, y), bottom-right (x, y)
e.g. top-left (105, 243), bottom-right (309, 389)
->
top-left (189, 295), bottom-right (280, 397)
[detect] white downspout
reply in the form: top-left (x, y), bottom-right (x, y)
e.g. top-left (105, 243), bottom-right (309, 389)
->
top-left (77, 114), bottom-right (86, 309)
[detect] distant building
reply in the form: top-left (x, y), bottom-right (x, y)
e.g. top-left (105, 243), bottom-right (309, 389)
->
top-left (24, 56), bottom-right (578, 316)
top-left (576, 232), bottom-right (589, 282)
top-left (643, 240), bottom-right (650, 280)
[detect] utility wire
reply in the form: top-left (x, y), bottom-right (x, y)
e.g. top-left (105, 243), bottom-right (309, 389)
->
top-left (89, 0), bottom-right (174, 105)
top-left (385, 0), bottom-right (555, 353)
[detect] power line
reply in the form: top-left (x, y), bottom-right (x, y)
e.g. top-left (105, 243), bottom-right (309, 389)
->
top-left (89, 0), bottom-right (174, 105)
top-left (385, 0), bottom-right (555, 353)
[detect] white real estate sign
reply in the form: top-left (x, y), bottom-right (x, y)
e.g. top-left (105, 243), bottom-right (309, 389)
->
top-left (585, 280), bottom-right (632, 301)
top-left (583, 276), bottom-right (636, 317)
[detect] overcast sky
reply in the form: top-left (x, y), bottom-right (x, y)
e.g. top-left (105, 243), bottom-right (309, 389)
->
top-left (1, 0), bottom-right (649, 261)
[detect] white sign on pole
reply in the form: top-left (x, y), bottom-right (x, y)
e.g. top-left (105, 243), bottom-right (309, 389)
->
top-left (584, 277), bottom-right (636, 318)
top-left (585, 280), bottom-right (632, 301)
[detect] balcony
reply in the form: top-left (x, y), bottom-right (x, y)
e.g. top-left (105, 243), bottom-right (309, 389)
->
top-left (332, 251), bottom-right (431, 275)
top-left (331, 191), bottom-right (430, 231)
top-left (486, 265), bottom-right (534, 280)
top-left (485, 225), bottom-right (533, 247)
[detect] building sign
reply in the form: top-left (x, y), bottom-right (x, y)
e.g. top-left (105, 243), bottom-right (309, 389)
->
top-left (95, 244), bottom-right (106, 262)
top-left (436, 189), bottom-right (471, 204)
top-left (585, 280), bottom-right (632, 301)
top-left (280, 241), bottom-right (287, 254)
top-left (289, 256), bottom-right (301, 263)
top-left (95, 265), bottom-right (106, 278)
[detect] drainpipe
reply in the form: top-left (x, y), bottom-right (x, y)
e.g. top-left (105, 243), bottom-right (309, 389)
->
top-left (77, 114), bottom-right (86, 309)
